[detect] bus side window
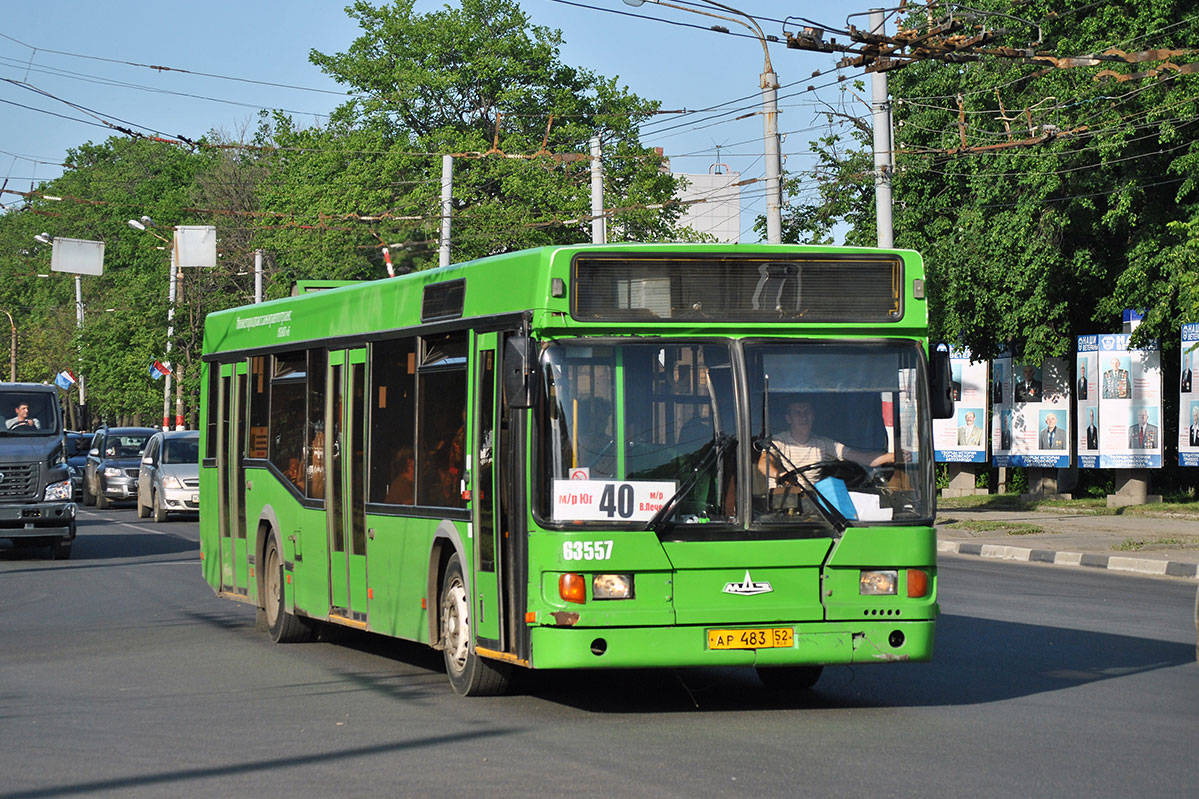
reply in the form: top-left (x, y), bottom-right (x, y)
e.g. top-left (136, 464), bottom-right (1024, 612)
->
top-left (370, 337), bottom-right (416, 505)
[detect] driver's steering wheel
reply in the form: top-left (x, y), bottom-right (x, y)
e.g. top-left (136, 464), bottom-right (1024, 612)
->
top-left (776, 459), bottom-right (878, 491)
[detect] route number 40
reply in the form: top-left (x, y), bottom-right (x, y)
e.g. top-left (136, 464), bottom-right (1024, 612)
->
top-left (562, 540), bottom-right (614, 561)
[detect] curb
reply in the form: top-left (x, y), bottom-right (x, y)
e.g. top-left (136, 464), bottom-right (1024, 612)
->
top-left (937, 540), bottom-right (1199, 580)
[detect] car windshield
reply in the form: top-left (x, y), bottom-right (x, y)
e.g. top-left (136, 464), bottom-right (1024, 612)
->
top-left (0, 391), bottom-right (59, 435)
top-left (107, 434), bottom-right (151, 458)
top-left (163, 437), bottom-right (199, 464)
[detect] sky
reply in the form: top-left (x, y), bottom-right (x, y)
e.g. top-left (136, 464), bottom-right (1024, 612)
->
top-left (0, 0), bottom-right (871, 243)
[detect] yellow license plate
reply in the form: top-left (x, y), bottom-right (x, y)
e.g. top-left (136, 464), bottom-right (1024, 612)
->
top-left (707, 627), bottom-right (794, 650)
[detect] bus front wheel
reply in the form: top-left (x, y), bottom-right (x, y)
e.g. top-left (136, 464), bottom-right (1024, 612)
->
top-left (439, 555), bottom-right (511, 697)
top-left (264, 534), bottom-right (312, 644)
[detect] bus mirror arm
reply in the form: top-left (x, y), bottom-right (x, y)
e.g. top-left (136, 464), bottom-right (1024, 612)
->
top-left (503, 335), bottom-right (535, 410)
top-left (929, 346), bottom-right (955, 419)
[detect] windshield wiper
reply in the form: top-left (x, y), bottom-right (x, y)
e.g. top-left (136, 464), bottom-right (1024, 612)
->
top-left (755, 435), bottom-right (848, 534)
top-left (646, 433), bottom-right (734, 533)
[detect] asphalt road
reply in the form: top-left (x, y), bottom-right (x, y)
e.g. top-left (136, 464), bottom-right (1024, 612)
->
top-left (1, 507), bottom-right (1195, 798)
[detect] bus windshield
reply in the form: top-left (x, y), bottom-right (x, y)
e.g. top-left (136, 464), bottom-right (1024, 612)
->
top-left (536, 338), bottom-right (933, 531)
top-left (746, 339), bottom-right (933, 528)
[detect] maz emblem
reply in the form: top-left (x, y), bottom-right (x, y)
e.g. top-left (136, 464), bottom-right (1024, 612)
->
top-left (723, 570), bottom-right (773, 596)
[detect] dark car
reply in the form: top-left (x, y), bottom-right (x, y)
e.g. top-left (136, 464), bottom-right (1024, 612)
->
top-left (65, 431), bottom-right (93, 500)
top-left (84, 426), bottom-right (157, 509)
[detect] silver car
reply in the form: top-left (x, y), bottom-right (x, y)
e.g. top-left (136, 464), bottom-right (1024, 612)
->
top-left (137, 431), bottom-right (199, 521)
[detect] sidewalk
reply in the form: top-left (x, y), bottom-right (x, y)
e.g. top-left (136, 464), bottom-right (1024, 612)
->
top-left (935, 502), bottom-right (1199, 580)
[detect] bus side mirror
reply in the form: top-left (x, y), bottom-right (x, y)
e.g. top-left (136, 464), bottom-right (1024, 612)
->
top-left (929, 347), bottom-right (955, 419)
top-left (503, 336), bottom-right (534, 410)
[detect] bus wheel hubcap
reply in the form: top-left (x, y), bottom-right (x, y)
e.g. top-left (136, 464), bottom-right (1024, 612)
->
top-left (443, 579), bottom-right (470, 672)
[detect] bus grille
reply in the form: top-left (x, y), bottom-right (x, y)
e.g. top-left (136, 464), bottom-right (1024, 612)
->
top-left (0, 463), bottom-right (39, 501)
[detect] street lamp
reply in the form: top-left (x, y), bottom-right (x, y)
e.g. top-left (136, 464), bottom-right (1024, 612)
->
top-left (623, 0), bottom-right (783, 243)
top-left (128, 216), bottom-right (180, 431)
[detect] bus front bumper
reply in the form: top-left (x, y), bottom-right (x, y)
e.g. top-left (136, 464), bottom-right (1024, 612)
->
top-left (527, 618), bottom-right (935, 670)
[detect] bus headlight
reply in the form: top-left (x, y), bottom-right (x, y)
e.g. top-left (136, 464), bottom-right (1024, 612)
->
top-left (592, 574), bottom-right (633, 600)
top-left (44, 480), bottom-right (72, 502)
top-left (860, 570), bottom-right (898, 596)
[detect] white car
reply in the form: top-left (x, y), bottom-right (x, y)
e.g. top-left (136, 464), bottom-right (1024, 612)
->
top-left (137, 431), bottom-right (199, 522)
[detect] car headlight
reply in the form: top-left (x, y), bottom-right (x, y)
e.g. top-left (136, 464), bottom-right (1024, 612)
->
top-left (103, 466), bottom-right (123, 478)
top-left (44, 480), bottom-right (73, 501)
top-left (163, 475), bottom-right (186, 489)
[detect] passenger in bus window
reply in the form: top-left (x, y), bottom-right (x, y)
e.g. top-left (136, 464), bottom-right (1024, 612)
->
top-left (386, 448), bottom-right (416, 504)
top-left (757, 399), bottom-right (894, 489)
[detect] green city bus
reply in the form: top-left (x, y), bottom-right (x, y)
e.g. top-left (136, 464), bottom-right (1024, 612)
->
top-left (199, 243), bottom-right (952, 695)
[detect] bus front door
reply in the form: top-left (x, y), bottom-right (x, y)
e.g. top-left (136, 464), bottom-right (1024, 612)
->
top-left (472, 332), bottom-right (523, 659)
top-left (327, 348), bottom-right (369, 624)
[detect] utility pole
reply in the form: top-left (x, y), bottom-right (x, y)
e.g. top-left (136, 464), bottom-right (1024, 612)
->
top-left (254, 249), bottom-right (263, 304)
top-left (870, 8), bottom-right (895, 248)
top-left (590, 136), bottom-right (606, 244)
top-left (439, 155), bottom-right (453, 267)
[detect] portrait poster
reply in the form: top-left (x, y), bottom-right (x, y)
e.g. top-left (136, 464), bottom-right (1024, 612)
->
top-left (1179, 325), bottom-right (1199, 465)
top-left (999, 357), bottom-right (1070, 468)
top-left (1097, 333), bottom-right (1162, 468)
top-left (1077, 336), bottom-right (1100, 469)
top-left (934, 348), bottom-right (987, 464)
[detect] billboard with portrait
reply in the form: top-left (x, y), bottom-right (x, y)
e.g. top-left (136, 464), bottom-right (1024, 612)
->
top-left (1179, 325), bottom-right (1199, 466)
top-left (934, 348), bottom-right (987, 463)
top-left (1076, 335), bottom-right (1100, 468)
top-left (1097, 333), bottom-right (1161, 468)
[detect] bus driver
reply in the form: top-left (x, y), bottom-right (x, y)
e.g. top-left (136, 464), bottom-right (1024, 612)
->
top-left (757, 399), bottom-right (893, 489)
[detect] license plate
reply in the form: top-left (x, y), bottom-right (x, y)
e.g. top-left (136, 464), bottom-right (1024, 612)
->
top-left (191, 494), bottom-right (199, 503)
top-left (707, 627), bottom-right (794, 650)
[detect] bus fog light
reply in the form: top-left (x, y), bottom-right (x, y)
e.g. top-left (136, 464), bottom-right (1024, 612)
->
top-left (592, 574), bottom-right (633, 600)
top-left (907, 569), bottom-right (929, 598)
top-left (860, 570), bottom-right (897, 596)
top-left (559, 573), bottom-right (586, 604)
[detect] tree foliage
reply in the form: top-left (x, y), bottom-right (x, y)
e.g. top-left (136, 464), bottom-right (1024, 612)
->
top-left (256, 0), bottom-right (682, 277)
top-left (776, 0), bottom-right (1199, 362)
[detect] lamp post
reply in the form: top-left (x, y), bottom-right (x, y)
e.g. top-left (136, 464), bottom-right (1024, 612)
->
top-left (0, 309), bottom-right (15, 381)
top-left (623, 0), bottom-right (782, 243)
top-left (128, 217), bottom-right (178, 431)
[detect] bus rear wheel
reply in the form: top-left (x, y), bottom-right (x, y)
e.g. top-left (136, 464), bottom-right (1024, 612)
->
top-left (439, 555), bottom-right (510, 697)
top-left (264, 535), bottom-right (312, 644)
top-left (756, 665), bottom-right (823, 691)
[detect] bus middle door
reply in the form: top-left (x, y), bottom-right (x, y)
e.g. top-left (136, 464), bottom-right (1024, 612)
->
top-left (327, 348), bottom-right (369, 625)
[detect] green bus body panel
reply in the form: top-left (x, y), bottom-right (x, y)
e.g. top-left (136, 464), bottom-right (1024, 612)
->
top-left (528, 620), bottom-right (935, 670)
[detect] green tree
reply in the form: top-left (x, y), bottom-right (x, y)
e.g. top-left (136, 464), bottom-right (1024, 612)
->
top-left (774, 0), bottom-right (1199, 361)
top-left (255, 0), bottom-right (683, 279)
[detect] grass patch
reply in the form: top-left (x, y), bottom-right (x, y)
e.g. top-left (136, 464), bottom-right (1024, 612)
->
top-left (1114, 537), bottom-right (1193, 552)
top-left (944, 519), bottom-right (1045, 536)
